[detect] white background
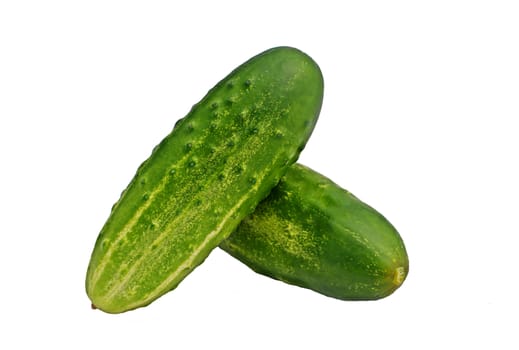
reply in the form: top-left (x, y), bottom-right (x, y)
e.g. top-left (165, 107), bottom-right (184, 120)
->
top-left (1, 1), bottom-right (518, 348)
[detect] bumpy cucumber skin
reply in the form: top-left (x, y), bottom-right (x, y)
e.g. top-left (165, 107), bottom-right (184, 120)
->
top-left (220, 164), bottom-right (409, 300)
top-left (86, 47), bottom-right (324, 313)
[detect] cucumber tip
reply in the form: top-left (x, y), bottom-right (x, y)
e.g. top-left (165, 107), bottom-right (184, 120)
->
top-left (393, 266), bottom-right (406, 286)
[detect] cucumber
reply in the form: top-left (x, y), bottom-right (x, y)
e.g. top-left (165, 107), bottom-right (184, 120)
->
top-left (85, 47), bottom-right (324, 313)
top-left (220, 164), bottom-right (408, 300)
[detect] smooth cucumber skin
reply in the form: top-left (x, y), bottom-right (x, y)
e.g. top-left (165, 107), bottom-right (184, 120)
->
top-left (85, 47), bottom-right (324, 313)
top-left (220, 164), bottom-right (409, 300)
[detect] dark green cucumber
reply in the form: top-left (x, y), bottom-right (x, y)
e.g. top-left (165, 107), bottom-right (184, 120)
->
top-left (85, 47), bottom-right (324, 313)
top-left (220, 164), bottom-right (408, 300)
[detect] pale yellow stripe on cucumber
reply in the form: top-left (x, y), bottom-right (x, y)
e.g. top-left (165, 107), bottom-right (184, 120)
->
top-left (98, 193), bottom-right (213, 304)
top-left (88, 134), bottom-right (209, 288)
top-left (122, 176), bottom-right (260, 311)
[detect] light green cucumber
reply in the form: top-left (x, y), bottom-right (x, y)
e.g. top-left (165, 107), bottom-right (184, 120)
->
top-left (220, 164), bottom-right (409, 300)
top-left (85, 47), bottom-right (324, 313)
